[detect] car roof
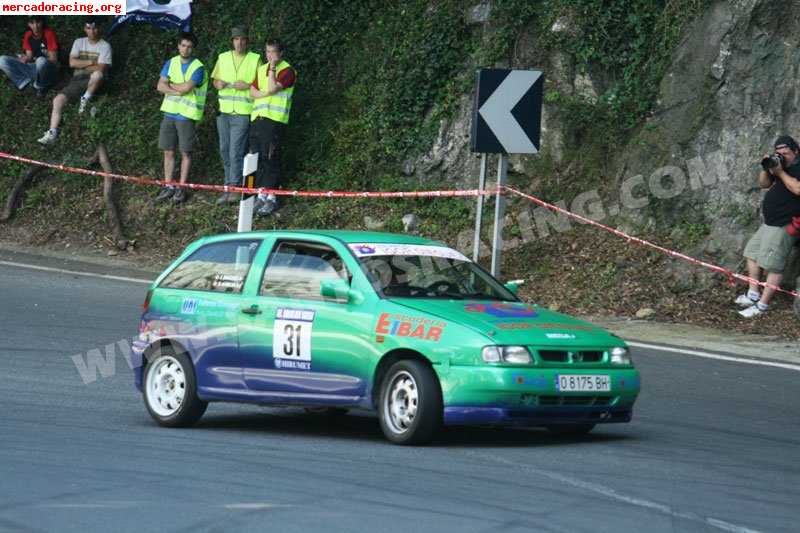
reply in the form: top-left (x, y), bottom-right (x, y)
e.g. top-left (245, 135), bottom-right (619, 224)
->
top-left (197, 230), bottom-right (445, 246)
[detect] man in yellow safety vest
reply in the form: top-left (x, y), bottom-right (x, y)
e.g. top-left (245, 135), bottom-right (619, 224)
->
top-left (154, 32), bottom-right (207, 204)
top-left (211, 26), bottom-right (261, 205)
top-left (248, 38), bottom-right (296, 216)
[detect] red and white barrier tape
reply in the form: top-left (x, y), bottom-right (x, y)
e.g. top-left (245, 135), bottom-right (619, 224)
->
top-left (504, 185), bottom-right (800, 299)
top-left (0, 152), bottom-right (497, 198)
top-left (0, 151), bottom-right (795, 299)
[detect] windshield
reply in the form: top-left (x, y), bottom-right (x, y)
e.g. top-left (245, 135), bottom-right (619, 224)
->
top-left (358, 252), bottom-right (518, 300)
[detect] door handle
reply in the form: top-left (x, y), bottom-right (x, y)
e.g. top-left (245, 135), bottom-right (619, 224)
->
top-left (241, 305), bottom-right (262, 315)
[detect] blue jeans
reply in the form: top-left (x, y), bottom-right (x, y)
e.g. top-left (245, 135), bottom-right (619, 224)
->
top-left (216, 113), bottom-right (250, 186)
top-left (0, 55), bottom-right (57, 90)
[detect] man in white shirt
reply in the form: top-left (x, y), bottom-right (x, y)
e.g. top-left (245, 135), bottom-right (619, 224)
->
top-left (38, 16), bottom-right (112, 145)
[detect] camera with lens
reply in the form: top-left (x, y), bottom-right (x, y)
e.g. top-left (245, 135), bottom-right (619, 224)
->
top-left (761, 153), bottom-right (785, 171)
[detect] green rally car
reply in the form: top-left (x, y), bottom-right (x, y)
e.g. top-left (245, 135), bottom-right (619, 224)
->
top-left (132, 230), bottom-right (640, 444)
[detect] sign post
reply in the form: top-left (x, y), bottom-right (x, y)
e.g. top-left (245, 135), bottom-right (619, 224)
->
top-left (491, 154), bottom-right (508, 276)
top-left (470, 68), bottom-right (543, 278)
top-left (238, 153), bottom-right (258, 233)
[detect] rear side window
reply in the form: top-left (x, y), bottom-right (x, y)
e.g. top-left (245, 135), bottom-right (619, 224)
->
top-left (160, 240), bottom-right (261, 293)
top-left (261, 240), bottom-right (350, 301)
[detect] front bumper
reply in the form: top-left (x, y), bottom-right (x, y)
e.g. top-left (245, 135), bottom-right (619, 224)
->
top-left (439, 365), bottom-right (640, 427)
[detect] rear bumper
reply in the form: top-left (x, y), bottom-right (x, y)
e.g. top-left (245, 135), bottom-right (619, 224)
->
top-left (132, 340), bottom-right (147, 391)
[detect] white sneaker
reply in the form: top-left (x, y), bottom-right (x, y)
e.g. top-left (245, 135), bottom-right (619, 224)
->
top-left (738, 304), bottom-right (766, 318)
top-left (735, 293), bottom-right (759, 307)
top-left (78, 96), bottom-right (89, 114)
top-left (37, 129), bottom-right (57, 145)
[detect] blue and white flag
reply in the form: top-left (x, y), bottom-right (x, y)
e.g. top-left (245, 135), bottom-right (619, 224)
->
top-left (109, 0), bottom-right (193, 35)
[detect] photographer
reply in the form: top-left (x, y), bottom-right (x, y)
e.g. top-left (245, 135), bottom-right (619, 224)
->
top-left (737, 135), bottom-right (800, 317)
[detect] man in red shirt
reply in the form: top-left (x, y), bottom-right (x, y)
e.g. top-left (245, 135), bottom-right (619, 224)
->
top-left (0, 15), bottom-right (59, 96)
top-left (248, 39), bottom-right (296, 216)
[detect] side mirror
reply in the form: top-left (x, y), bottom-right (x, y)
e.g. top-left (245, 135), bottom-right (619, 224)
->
top-left (320, 279), bottom-right (363, 304)
top-left (503, 278), bottom-right (525, 295)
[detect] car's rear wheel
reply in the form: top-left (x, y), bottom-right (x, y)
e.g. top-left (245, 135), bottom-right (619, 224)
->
top-left (143, 346), bottom-right (207, 427)
top-left (545, 423), bottom-right (596, 436)
top-left (379, 360), bottom-right (442, 445)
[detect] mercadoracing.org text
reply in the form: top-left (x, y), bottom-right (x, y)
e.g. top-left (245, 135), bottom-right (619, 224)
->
top-left (0, 1), bottom-right (126, 15)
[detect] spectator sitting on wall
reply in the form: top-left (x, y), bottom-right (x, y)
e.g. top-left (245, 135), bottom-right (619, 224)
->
top-left (0, 15), bottom-right (59, 97)
top-left (37, 16), bottom-right (111, 146)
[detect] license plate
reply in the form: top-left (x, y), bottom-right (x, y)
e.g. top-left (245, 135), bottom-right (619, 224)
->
top-left (556, 374), bottom-right (610, 392)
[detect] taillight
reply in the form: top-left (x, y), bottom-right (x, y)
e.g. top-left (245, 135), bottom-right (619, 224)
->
top-left (143, 290), bottom-right (153, 311)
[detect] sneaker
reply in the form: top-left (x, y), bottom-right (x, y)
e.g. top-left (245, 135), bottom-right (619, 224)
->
top-left (78, 96), bottom-right (89, 114)
top-left (738, 304), bottom-right (766, 318)
top-left (256, 197), bottom-right (278, 217)
top-left (735, 293), bottom-right (759, 307)
top-left (154, 187), bottom-right (175, 203)
top-left (215, 192), bottom-right (239, 205)
top-left (37, 129), bottom-right (58, 145)
top-left (172, 188), bottom-right (188, 204)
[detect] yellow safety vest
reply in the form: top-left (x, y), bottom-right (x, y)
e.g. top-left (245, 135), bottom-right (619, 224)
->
top-left (215, 51), bottom-right (260, 115)
top-left (160, 56), bottom-right (208, 121)
top-left (251, 60), bottom-right (295, 124)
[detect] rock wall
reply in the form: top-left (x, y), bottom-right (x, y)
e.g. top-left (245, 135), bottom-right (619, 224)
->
top-left (410, 0), bottom-right (799, 290)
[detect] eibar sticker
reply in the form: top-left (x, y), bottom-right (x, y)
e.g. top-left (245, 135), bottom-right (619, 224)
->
top-left (273, 308), bottom-right (315, 370)
top-left (375, 313), bottom-right (445, 342)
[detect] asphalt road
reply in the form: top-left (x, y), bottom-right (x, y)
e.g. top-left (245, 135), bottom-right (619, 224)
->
top-left (0, 264), bottom-right (798, 533)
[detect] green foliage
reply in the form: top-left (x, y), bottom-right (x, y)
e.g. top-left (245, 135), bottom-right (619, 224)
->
top-left (0, 1), bottom-right (707, 254)
top-left (486, 0), bottom-right (704, 142)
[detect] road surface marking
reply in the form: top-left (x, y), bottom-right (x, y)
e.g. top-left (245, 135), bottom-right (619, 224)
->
top-left (0, 260), bottom-right (151, 285)
top-left (628, 341), bottom-right (800, 372)
top-left (469, 453), bottom-right (762, 533)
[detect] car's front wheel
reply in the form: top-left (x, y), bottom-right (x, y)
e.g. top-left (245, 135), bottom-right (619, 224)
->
top-left (379, 360), bottom-right (442, 445)
top-left (143, 346), bottom-right (207, 427)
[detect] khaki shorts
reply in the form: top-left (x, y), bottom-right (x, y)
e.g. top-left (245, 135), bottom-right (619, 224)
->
top-left (743, 224), bottom-right (798, 273)
top-left (158, 117), bottom-right (196, 153)
top-left (60, 74), bottom-right (90, 100)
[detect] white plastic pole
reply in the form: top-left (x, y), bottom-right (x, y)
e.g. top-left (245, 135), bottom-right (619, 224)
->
top-left (473, 154), bottom-right (487, 261)
top-left (238, 153), bottom-right (259, 233)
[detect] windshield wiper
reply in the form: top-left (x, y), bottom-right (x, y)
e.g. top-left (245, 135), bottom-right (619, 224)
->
top-left (434, 291), bottom-right (465, 299)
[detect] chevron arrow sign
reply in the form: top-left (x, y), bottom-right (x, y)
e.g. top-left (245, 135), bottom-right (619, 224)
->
top-left (470, 69), bottom-right (543, 154)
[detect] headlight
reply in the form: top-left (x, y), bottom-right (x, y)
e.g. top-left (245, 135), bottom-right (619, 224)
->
top-left (610, 346), bottom-right (632, 365)
top-left (482, 346), bottom-right (532, 364)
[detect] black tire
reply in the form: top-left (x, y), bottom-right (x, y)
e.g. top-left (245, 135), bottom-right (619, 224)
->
top-left (545, 423), bottom-right (596, 436)
top-left (143, 346), bottom-right (207, 428)
top-left (378, 360), bottom-right (442, 445)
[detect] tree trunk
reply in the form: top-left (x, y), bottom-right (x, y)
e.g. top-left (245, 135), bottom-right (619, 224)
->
top-left (0, 165), bottom-right (47, 222)
top-left (90, 145), bottom-right (127, 250)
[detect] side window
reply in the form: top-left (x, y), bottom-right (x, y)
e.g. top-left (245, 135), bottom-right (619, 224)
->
top-left (160, 240), bottom-right (261, 293)
top-left (261, 240), bottom-right (350, 301)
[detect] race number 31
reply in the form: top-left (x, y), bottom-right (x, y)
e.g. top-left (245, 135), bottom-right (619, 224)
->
top-left (273, 308), bottom-right (315, 362)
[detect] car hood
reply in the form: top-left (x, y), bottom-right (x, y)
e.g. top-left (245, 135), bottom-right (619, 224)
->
top-left (390, 299), bottom-right (621, 347)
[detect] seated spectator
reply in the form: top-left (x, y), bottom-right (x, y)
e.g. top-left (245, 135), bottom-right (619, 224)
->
top-left (38, 16), bottom-right (111, 145)
top-left (0, 15), bottom-right (59, 96)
